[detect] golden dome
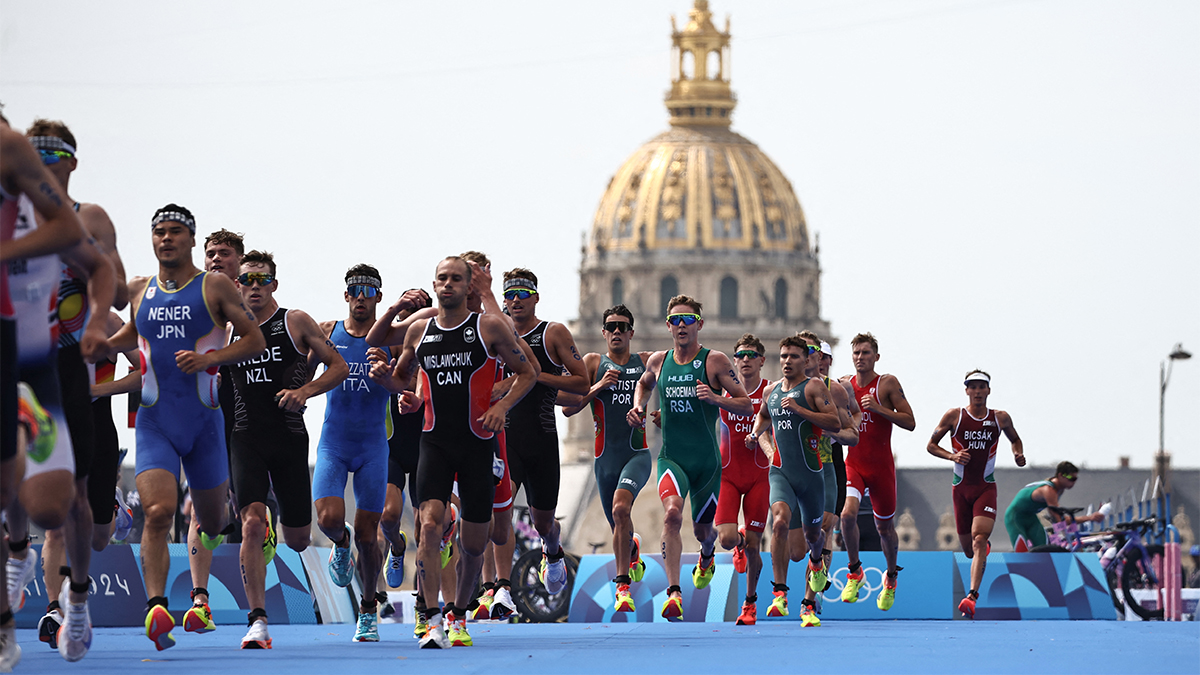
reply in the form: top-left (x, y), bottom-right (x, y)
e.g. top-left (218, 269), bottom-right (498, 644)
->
top-left (587, 1), bottom-right (810, 255)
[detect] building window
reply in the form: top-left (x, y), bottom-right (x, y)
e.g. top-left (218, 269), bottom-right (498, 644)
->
top-left (660, 275), bottom-right (679, 317)
top-left (720, 276), bottom-right (738, 319)
top-left (774, 278), bottom-right (788, 319)
top-left (611, 277), bottom-right (624, 306)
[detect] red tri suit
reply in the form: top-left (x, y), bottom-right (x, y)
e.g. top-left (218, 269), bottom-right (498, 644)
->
top-left (846, 374), bottom-right (897, 520)
top-left (714, 379), bottom-right (770, 533)
top-left (949, 407), bottom-right (1000, 535)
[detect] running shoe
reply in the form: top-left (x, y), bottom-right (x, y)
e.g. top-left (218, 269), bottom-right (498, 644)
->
top-left (877, 572), bottom-right (898, 611)
top-left (413, 613), bottom-right (429, 639)
top-left (799, 601), bottom-right (820, 627)
top-left (490, 586), bottom-right (516, 620)
top-left (732, 528), bottom-right (747, 574)
top-left (439, 540), bottom-right (454, 569)
top-left (766, 591), bottom-right (788, 617)
top-left (112, 488), bottom-right (133, 542)
top-left (691, 555), bottom-right (715, 590)
top-left (38, 605), bottom-right (62, 649)
top-left (0, 624), bottom-right (19, 672)
top-left (419, 622), bottom-right (450, 649)
top-left (183, 601), bottom-right (215, 633)
top-left (629, 533), bottom-right (646, 582)
top-left (57, 580), bottom-right (93, 662)
top-left (144, 605), bottom-right (176, 651)
top-left (470, 589), bottom-right (494, 620)
top-left (385, 531), bottom-right (407, 587)
top-left (735, 601), bottom-right (756, 625)
top-left (958, 594), bottom-right (976, 619)
top-left (539, 550), bottom-right (568, 595)
top-left (377, 592), bottom-right (395, 620)
top-left (353, 611), bottom-right (379, 642)
top-left (660, 595), bottom-right (683, 620)
top-left (446, 611), bottom-right (472, 646)
top-left (241, 618), bottom-right (272, 649)
top-left (262, 506), bottom-right (277, 566)
top-left (328, 523), bottom-right (355, 587)
top-left (5, 547), bottom-right (38, 612)
top-left (807, 557), bottom-right (827, 594)
top-left (17, 382), bottom-right (56, 463)
top-left (614, 584), bottom-right (635, 612)
top-left (841, 567), bottom-right (865, 603)
top-left (200, 530), bottom-right (224, 551)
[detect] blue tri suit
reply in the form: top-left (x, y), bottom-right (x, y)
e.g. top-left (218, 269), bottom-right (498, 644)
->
top-left (133, 272), bottom-right (229, 490)
top-left (312, 321), bottom-right (392, 513)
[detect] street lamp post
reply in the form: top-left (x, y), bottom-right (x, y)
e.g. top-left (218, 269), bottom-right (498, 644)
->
top-left (1156, 343), bottom-right (1192, 491)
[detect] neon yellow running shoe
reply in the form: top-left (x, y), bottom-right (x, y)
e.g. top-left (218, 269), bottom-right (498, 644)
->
top-left (263, 506), bottom-right (277, 566)
top-left (660, 595), bottom-right (683, 620)
top-left (614, 584), bottom-right (635, 612)
top-left (691, 555), bottom-right (715, 590)
top-left (807, 557), bottom-right (827, 594)
top-left (413, 614), bottom-right (428, 639)
top-left (144, 605), bottom-right (175, 651)
top-left (200, 530), bottom-right (224, 551)
top-left (16, 382), bottom-right (56, 463)
top-left (440, 540), bottom-right (454, 569)
top-left (766, 590), bottom-right (788, 617)
top-left (799, 601), bottom-right (820, 627)
top-left (841, 567), bottom-right (865, 603)
top-left (182, 602), bottom-right (215, 633)
top-left (629, 533), bottom-right (646, 583)
top-left (446, 612), bottom-right (472, 647)
top-left (877, 572), bottom-right (898, 611)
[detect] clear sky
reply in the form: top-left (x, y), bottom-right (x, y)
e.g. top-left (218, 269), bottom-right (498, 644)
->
top-left (2, 0), bottom-right (1196, 472)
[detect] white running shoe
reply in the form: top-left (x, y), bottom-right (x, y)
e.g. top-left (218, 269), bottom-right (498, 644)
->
top-left (418, 622), bottom-right (450, 649)
top-left (5, 547), bottom-right (38, 611)
top-left (37, 608), bottom-right (62, 649)
top-left (57, 579), bottom-right (92, 662)
top-left (0, 623), bottom-right (20, 673)
top-left (240, 619), bottom-right (272, 649)
top-left (490, 586), bottom-right (516, 619)
top-left (113, 487), bottom-right (133, 542)
top-left (541, 550), bottom-right (568, 595)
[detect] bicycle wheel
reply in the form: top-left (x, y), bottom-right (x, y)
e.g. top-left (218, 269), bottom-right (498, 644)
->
top-left (1121, 544), bottom-right (1164, 620)
top-left (1029, 545), bottom-right (1068, 553)
top-left (510, 549), bottom-right (576, 623)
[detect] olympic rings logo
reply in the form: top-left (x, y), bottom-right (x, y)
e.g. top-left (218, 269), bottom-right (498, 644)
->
top-left (822, 566), bottom-right (887, 602)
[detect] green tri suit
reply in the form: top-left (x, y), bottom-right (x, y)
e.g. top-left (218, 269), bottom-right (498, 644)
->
top-left (765, 379), bottom-right (826, 530)
top-left (590, 353), bottom-right (652, 527)
top-left (1003, 480), bottom-right (1053, 547)
top-left (657, 347), bottom-right (722, 523)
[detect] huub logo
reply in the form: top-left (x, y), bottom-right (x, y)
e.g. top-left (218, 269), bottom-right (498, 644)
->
top-left (463, 327), bottom-right (476, 343)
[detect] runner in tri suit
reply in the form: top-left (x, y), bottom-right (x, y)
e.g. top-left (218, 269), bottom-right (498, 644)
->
top-left (393, 256), bottom-right (536, 648)
top-left (227, 251), bottom-right (348, 648)
top-left (813, 339), bottom-right (860, 599)
top-left (1002, 461), bottom-right (1105, 551)
top-left (749, 336), bottom-right (840, 627)
top-left (712, 334), bottom-right (770, 625)
top-left (563, 305), bottom-right (654, 613)
top-left (498, 267), bottom-right (589, 596)
top-left (104, 205), bottom-right (265, 651)
top-left (927, 369), bottom-right (1027, 618)
top-left (839, 332), bottom-right (915, 611)
top-left (628, 295), bottom-right (750, 620)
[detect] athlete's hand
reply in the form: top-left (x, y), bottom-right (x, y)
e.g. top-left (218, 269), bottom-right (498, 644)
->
top-left (780, 395), bottom-right (803, 415)
top-left (79, 325), bottom-right (108, 363)
top-left (951, 450), bottom-right (970, 465)
top-left (174, 349), bottom-right (212, 375)
top-left (595, 368), bottom-right (620, 391)
top-left (367, 347), bottom-right (396, 383)
top-left (275, 388), bottom-right (308, 413)
top-left (1013, 451), bottom-right (1026, 467)
top-left (478, 404), bottom-right (506, 432)
top-left (745, 433), bottom-right (759, 450)
top-left (396, 288), bottom-right (431, 313)
top-left (860, 394), bottom-right (882, 414)
top-left (650, 409), bottom-right (662, 428)
top-left (695, 382), bottom-right (718, 404)
top-left (626, 405), bottom-right (646, 428)
top-left (492, 377), bottom-right (513, 403)
top-left (398, 390), bottom-right (421, 414)
top-left (467, 261), bottom-right (493, 294)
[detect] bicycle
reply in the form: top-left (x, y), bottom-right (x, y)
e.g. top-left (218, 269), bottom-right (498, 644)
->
top-left (1101, 516), bottom-right (1164, 621)
top-left (507, 506), bottom-right (579, 623)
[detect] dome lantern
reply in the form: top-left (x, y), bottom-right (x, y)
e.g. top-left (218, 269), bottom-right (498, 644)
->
top-left (666, 0), bottom-right (736, 128)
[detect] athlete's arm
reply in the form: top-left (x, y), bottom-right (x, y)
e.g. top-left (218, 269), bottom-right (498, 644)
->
top-left (60, 235), bottom-right (118, 363)
top-left (366, 346), bottom-right (408, 395)
top-left (466, 261), bottom-right (516, 332)
top-left (703, 351), bottom-right (752, 417)
top-left (539, 323), bottom-right (589, 395)
top-left (365, 291), bottom-right (433, 347)
top-left (390, 317), bottom-right (427, 386)
top-left (176, 273), bottom-right (266, 375)
top-left (1035, 484), bottom-right (1063, 522)
top-left (627, 351), bottom-right (664, 428)
top-left (745, 393), bottom-right (772, 450)
top-left (479, 313), bottom-right (537, 432)
top-left (275, 309), bottom-right (349, 411)
top-left (827, 377), bottom-right (860, 446)
top-left (561, 353), bottom-right (601, 417)
top-left (106, 277), bottom-right (147, 355)
top-left (91, 312), bottom-right (142, 397)
top-left (0, 128), bottom-right (84, 262)
top-left (926, 408), bottom-right (967, 464)
top-left (795, 377), bottom-right (840, 432)
top-left (79, 203), bottom-right (129, 310)
top-left (863, 374), bottom-right (916, 431)
top-left (841, 381), bottom-right (863, 446)
top-left (996, 410), bottom-right (1026, 467)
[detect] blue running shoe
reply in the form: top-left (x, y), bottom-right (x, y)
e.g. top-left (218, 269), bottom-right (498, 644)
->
top-left (353, 611), bottom-right (379, 642)
top-left (385, 531), bottom-right (407, 587)
top-left (328, 523), bottom-right (355, 588)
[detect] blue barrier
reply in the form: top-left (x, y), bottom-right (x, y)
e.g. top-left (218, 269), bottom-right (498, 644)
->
top-left (11, 544), bottom-right (316, 629)
top-left (953, 552), bottom-right (1115, 620)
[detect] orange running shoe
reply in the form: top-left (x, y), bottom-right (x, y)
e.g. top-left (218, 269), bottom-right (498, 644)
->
top-left (660, 595), bottom-right (683, 620)
top-left (144, 605), bottom-right (176, 651)
top-left (958, 592), bottom-right (977, 619)
top-left (732, 528), bottom-right (747, 574)
top-left (766, 591), bottom-right (788, 617)
top-left (735, 601), bottom-right (756, 625)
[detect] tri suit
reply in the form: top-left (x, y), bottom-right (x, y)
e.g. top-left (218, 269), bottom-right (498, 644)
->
top-left (765, 380), bottom-right (825, 529)
top-left (949, 407), bottom-right (1000, 535)
top-left (846, 374), bottom-right (898, 520)
top-left (714, 379), bottom-right (770, 533)
top-left (656, 348), bottom-right (721, 524)
top-left (589, 352), bottom-right (651, 527)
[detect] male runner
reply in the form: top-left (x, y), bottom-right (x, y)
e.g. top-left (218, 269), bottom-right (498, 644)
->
top-left (814, 339), bottom-right (860, 596)
top-left (393, 256), bottom-right (536, 648)
top-left (839, 332), bottom-right (915, 611)
top-left (563, 305), bottom-right (654, 612)
top-left (1003, 461), bottom-right (1104, 551)
top-left (227, 251), bottom-right (349, 648)
top-left (499, 268), bottom-right (589, 595)
top-left (627, 295), bottom-right (750, 619)
top-left (927, 369), bottom-right (1027, 618)
top-left (104, 205), bottom-right (265, 651)
top-left (749, 336), bottom-right (840, 627)
top-left (314, 265), bottom-right (422, 643)
top-left (712, 334), bottom-right (770, 625)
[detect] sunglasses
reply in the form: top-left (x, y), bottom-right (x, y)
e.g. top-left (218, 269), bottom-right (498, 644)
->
top-left (348, 284), bottom-right (380, 298)
top-left (803, 344), bottom-right (821, 355)
top-left (666, 313), bottom-right (701, 326)
top-left (1061, 474), bottom-right (1077, 481)
top-left (603, 321), bottom-right (631, 333)
top-left (237, 272), bottom-right (275, 287)
top-left (503, 288), bottom-right (536, 301)
top-left (39, 149), bottom-right (74, 165)
top-left (734, 349), bottom-right (762, 359)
